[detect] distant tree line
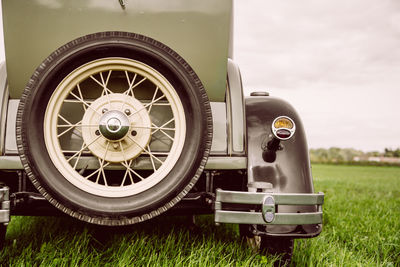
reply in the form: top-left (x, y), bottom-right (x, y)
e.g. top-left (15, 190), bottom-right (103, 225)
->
top-left (309, 147), bottom-right (400, 166)
top-left (383, 148), bottom-right (400, 158)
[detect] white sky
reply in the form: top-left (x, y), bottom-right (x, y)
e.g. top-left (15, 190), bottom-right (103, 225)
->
top-left (234, 0), bottom-right (400, 152)
top-left (0, 1), bottom-right (399, 152)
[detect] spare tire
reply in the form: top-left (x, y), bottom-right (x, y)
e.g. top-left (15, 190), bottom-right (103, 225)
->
top-left (16, 32), bottom-right (212, 225)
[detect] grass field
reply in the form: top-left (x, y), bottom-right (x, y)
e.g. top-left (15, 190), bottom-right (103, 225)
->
top-left (0, 164), bottom-right (399, 266)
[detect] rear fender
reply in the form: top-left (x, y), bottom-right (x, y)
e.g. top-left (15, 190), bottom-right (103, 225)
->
top-left (245, 95), bottom-right (317, 234)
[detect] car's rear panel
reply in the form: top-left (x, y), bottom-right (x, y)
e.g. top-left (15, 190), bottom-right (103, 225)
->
top-left (2, 0), bottom-right (232, 102)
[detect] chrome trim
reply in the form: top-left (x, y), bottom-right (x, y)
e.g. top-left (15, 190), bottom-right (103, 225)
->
top-left (215, 190), bottom-right (324, 205)
top-left (226, 59), bottom-right (245, 154)
top-left (205, 157), bottom-right (246, 169)
top-left (215, 210), bottom-right (323, 225)
top-left (5, 99), bottom-right (19, 155)
top-left (0, 186), bottom-right (10, 224)
top-left (271, 116), bottom-right (296, 141)
top-left (210, 102), bottom-right (228, 154)
top-left (0, 156), bottom-right (23, 169)
top-left (215, 189), bottom-right (324, 225)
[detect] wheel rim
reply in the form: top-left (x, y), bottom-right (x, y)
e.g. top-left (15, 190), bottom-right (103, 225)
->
top-left (44, 58), bottom-right (186, 197)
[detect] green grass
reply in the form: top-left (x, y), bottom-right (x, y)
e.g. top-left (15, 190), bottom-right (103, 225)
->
top-left (0, 164), bottom-right (399, 266)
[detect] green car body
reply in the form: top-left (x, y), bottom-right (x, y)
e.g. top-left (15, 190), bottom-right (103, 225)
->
top-left (3, 0), bottom-right (232, 101)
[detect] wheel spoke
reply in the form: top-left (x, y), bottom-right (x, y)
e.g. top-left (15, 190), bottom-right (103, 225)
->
top-left (90, 72), bottom-right (114, 110)
top-left (124, 71), bottom-right (137, 97)
top-left (159, 129), bottom-right (174, 141)
top-left (57, 120), bottom-right (82, 138)
top-left (99, 72), bottom-right (113, 109)
top-left (151, 118), bottom-right (175, 135)
top-left (151, 122), bottom-right (174, 141)
top-left (147, 86), bottom-right (159, 113)
top-left (90, 73), bottom-right (113, 95)
top-left (96, 141), bottom-right (110, 186)
top-left (149, 135), bottom-right (173, 147)
top-left (58, 124), bottom-right (98, 128)
top-left (69, 91), bottom-right (101, 115)
top-left (77, 84), bottom-right (87, 111)
top-left (84, 162), bottom-right (110, 180)
top-left (119, 140), bottom-right (133, 185)
top-left (58, 114), bottom-right (73, 125)
top-left (72, 142), bottom-right (86, 170)
top-left (120, 71), bottom-right (137, 110)
top-left (66, 135), bottom-right (101, 163)
top-left (120, 159), bottom-right (132, 186)
top-left (119, 141), bottom-right (144, 182)
top-left (146, 151), bottom-right (170, 156)
top-left (149, 103), bottom-right (171, 106)
top-left (122, 76), bottom-right (147, 97)
top-left (147, 145), bottom-right (156, 172)
top-left (128, 94), bottom-right (166, 118)
top-left (63, 99), bottom-right (94, 104)
top-left (121, 73), bottom-right (147, 111)
top-left (131, 125), bottom-right (175, 131)
top-left (121, 161), bottom-right (144, 181)
top-left (127, 135), bottom-right (164, 164)
top-left (105, 70), bottom-right (112, 87)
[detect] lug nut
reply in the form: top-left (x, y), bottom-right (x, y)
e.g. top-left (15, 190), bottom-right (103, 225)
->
top-left (113, 143), bottom-right (119, 149)
top-left (124, 109), bottom-right (131, 115)
top-left (131, 130), bottom-right (137, 136)
top-left (102, 108), bottom-right (108, 114)
top-left (95, 130), bottom-right (100, 136)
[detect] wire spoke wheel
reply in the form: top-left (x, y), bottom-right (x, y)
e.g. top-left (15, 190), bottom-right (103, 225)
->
top-left (45, 58), bottom-right (185, 197)
top-left (17, 32), bottom-right (212, 225)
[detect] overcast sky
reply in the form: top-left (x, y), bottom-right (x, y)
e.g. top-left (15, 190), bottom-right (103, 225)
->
top-left (234, 0), bottom-right (400, 152)
top-left (0, 1), bottom-right (399, 152)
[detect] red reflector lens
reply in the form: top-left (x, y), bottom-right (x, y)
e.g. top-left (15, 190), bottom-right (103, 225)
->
top-left (276, 129), bottom-right (291, 139)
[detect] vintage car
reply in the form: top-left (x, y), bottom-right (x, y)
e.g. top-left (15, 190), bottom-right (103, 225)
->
top-left (0, 0), bottom-right (323, 262)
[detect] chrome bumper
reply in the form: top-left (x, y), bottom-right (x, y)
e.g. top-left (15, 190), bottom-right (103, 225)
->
top-left (214, 189), bottom-right (324, 225)
top-left (0, 186), bottom-right (10, 225)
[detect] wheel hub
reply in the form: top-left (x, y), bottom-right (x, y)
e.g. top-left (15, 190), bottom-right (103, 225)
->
top-left (81, 93), bottom-right (152, 163)
top-left (99, 110), bottom-right (130, 141)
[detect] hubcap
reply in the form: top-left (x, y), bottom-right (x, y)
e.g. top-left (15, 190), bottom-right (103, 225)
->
top-left (99, 110), bottom-right (130, 140)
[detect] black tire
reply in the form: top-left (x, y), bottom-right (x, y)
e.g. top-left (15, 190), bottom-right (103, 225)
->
top-left (239, 224), bottom-right (294, 266)
top-left (16, 32), bottom-right (212, 226)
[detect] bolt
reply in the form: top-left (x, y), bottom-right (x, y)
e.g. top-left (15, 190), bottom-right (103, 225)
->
top-left (102, 108), bottom-right (108, 114)
top-left (124, 109), bottom-right (131, 115)
top-left (131, 130), bottom-right (137, 136)
top-left (113, 143), bottom-right (119, 150)
top-left (95, 130), bottom-right (100, 136)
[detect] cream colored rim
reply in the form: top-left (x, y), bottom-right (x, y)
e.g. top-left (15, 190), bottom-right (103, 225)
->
top-left (44, 58), bottom-right (186, 197)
